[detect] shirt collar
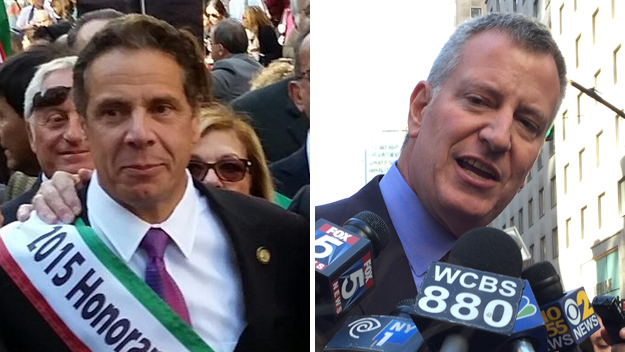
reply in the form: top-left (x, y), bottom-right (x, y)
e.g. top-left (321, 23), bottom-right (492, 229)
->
top-left (86, 170), bottom-right (199, 262)
top-left (379, 163), bottom-right (456, 279)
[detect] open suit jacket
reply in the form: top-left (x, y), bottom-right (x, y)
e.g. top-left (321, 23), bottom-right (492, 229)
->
top-left (231, 78), bottom-right (309, 163)
top-left (1, 177), bottom-right (42, 226)
top-left (315, 175), bottom-right (417, 341)
top-left (0, 179), bottom-right (309, 351)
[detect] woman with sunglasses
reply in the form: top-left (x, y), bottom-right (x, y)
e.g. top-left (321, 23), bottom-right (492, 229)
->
top-left (188, 103), bottom-right (275, 201)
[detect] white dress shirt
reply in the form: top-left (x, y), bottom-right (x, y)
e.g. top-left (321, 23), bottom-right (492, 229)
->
top-left (86, 171), bottom-right (246, 352)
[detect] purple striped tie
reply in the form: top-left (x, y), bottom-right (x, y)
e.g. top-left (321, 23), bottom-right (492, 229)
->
top-left (140, 227), bottom-right (191, 325)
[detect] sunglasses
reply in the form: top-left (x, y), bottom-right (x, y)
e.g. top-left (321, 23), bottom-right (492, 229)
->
top-left (32, 86), bottom-right (71, 111)
top-left (188, 158), bottom-right (252, 182)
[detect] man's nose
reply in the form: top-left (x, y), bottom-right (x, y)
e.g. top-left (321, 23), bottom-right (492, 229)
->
top-left (125, 110), bottom-right (155, 147)
top-left (63, 112), bottom-right (86, 143)
top-left (478, 110), bottom-right (513, 153)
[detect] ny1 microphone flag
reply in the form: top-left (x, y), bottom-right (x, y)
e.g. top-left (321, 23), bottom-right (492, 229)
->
top-left (325, 315), bottom-right (424, 352)
top-left (0, 0), bottom-right (11, 62)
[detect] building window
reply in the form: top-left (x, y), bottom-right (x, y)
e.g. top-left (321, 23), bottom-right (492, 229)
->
top-left (598, 192), bottom-right (606, 229)
top-left (513, 0), bottom-right (517, 12)
top-left (527, 170), bottom-right (532, 183)
top-left (615, 45), bottom-right (621, 84)
top-left (619, 177), bottom-right (625, 216)
top-left (594, 70), bottom-right (601, 105)
top-left (593, 9), bottom-right (599, 45)
top-left (549, 137), bottom-right (556, 156)
top-left (579, 148), bottom-right (585, 181)
top-left (551, 176), bottom-right (557, 207)
top-left (552, 227), bottom-right (559, 258)
top-left (596, 251), bottom-right (621, 297)
top-left (577, 92), bottom-right (583, 123)
top-left (617, 116), bottom-right (625, 148)
top-left (529, 244), bottom-right (534, 265)
top-left (503, 224), bottom-right (506, 229)
top-left (613, 0), bottom-right (616, 19)
top-left (562, 110), bottom-right (567, 140)
top-left (576, 34), bottom-right (581, 68)
top-left (533, 0), bottom-right (538, 18)
top-left (564, 164), bottom-right (569, 194)
top-left (597, 131), bottom-right (603, 167)
top-left (559, 4), bottom-right (564, 34)
top-left (529, 199), bottom-right (534, 227)
top-left (510, 216), bottom-right (514, 228)
top-left (538, 188), bottom-right (545, 218)
top-left (538, 150), bottom-right (544, 169)
top-left (540, 236), bottom-right (546, 261)
top-left (470, 7), bottom-right (482, 18)
top-left (581, 206), bottom-right (588, 239)
top-left (519, 208), bottom-right (524, 234)
top-left (566, 218), bottom-right (571, 248)
top-left (574, 0), bottom-right (577, 11)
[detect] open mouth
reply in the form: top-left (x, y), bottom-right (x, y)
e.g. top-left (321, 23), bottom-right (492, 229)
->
top-left (457, 158), bottom-right (496, 181)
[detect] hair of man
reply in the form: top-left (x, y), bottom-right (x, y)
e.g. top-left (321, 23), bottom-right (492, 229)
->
top-left (23, 55), bottom-right (77, 124)
top-left (427, 12), bottom-right (567, 122)
top-left (199, 103), bottom-right (275, 200)
top-left (73, 14), bottom-right (212, 118)
top-left (66, 8), bottom-right (124, 50)
top-left (212, 18), bottom-right (249, 55)
top-left (0, 44), bottom-right (66, 119)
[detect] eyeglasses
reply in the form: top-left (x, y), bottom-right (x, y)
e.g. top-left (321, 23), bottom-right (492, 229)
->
top-left (188, 158), bottom-right (252, 182)
top-left (296, 69), bottom-right (310, 80)
top-left (32, 86), bottom-right (71, 111)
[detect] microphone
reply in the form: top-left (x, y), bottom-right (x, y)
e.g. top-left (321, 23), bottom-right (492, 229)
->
top-left (324, 299), bottom-right (424, 352)
top-left (495, 280), bottom-right (548, 352)
top-left (315, 211), bottom-right (390, 322)
top-left (411, 227), bottom-right (526, 352)
top-left (521, 261), bottom-right (600, 352)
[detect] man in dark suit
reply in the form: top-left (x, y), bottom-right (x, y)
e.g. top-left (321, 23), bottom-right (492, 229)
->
top-left (316, 12), bottom-right (568, 340)
top-left (230, 32), bottom-right (310, 162)
top-left (1, 56), bottom-right (93, 225)
top-left (0, 15), bottom-right (307, 352)
top-left (269, 32), bottom-right (310, 199)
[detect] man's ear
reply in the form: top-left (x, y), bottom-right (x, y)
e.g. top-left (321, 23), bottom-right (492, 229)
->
top-left (408, 81), bottom-right (432, 139)
top-left (288, 80), bottom-right (305, 113)
top-left (26, 121), bottom-right (36, 153)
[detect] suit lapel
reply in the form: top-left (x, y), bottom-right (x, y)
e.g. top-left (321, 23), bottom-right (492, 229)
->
top-left (192, 180), bottom-right (278, 330)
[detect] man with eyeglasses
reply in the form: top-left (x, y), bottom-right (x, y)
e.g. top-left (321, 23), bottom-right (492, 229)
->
top-left (0, 56), bottom-right (92, 225)
top-left (270, 32), bottom-right (310, 199)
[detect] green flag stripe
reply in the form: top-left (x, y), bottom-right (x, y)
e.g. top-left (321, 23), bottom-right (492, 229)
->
top-left (74, 218), bottom-right (214, 352)
top-left (0, 1), bottom-right (11, 57)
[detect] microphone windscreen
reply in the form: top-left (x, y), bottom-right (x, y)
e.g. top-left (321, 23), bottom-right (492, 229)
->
top-left (520, 261), bottom-right (563, 305)
top-left (343, 211), bottom-right (390, 258)
top-left (448, 227), bottom-right (522, 277)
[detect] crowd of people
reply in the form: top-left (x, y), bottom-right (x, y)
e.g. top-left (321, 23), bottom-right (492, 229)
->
top-left (0, 0), bottom-right (310, 351)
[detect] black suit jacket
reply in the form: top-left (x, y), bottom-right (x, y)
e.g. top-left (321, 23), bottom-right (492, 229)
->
top-left (231, 78), bottom-right (309, 162)
top-left (270, 145), bottom-right (309, 199)
top-left (0, 180), bottom-right (309, 351)
top-left (1, 177), bottom-right (42, 226)
top-left (315, 175), bottom-right (417, 340)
